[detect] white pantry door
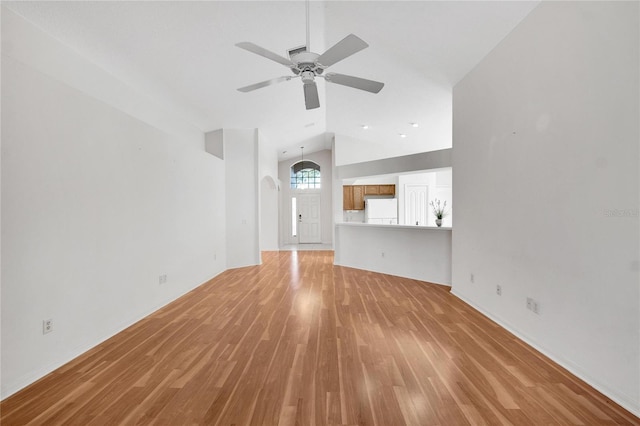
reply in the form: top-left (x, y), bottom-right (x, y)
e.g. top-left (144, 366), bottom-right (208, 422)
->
top-left (297, 193), bottom-right (321, 243)
top-left (404, 184), bottom-right (428, 226)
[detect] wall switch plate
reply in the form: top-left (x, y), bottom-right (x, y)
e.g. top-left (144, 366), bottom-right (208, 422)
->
top-left (43, 319), bottom-right (53, 334)
top-left (470, 273), bottom-right (475, 283)
top-left (496, 285), bottom-right (502, 296)
top-left (381, 252), bottom-right (385, 258)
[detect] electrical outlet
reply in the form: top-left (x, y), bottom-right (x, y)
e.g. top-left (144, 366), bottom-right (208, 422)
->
top-left (470, 273), bottom-right (475, 283)
top-left (532, 300), bottom-right (540, 314)
top-left (159, 274), bottom-right (168, 285)
top-left (526, 297), bottom-right (540, 314)
top-left (43, 319), bottom-right (53, 334)
top-left (496, 285), bottom-right (502, 296)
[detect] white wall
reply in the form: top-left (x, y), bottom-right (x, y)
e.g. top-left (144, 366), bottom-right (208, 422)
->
top-left (224, 129), bottom-right (261, 268)
top-left (1, 9), bottom-right (203, 150)
top-left (347, 175), bottom-right (398, 186)
top-left (334, 134), bottom-right (413, 167)
top-left (258, 132), bottom-right (279, 252)
top-left (335, 148), bottom-right (452, 180)
top-left (452, 1), bottom-right (639, 415)
top-left (335, 225), bottom-right (452, 285)
top-left (1, 53), bottom-right (225, 399)
top-left (205, 129), bottom-right (224, 160)
top-left (279, 149), bottom-right (333, 246)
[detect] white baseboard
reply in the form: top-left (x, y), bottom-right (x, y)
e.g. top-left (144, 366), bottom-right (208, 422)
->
top-left (450, 289), bottom-right (640, 418)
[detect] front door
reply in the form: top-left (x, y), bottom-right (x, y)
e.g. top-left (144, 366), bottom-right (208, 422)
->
top-left (297, 193), bottom-right (321, 243)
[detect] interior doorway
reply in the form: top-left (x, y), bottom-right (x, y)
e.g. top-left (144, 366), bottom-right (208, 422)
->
top-left (404, 184), bottom-right (428, 226)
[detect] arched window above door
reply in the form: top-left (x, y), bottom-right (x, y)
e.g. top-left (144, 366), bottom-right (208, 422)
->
top-left (290, 160), bottom-right (321, 189)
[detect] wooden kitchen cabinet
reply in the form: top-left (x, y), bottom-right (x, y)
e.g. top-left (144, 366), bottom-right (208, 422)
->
top-left (364, 185), bottom-right (380, 195)
top-left (379, 184), bottom-right (396, 196)
top-left (343, 185), bottom-right (395, 210)
top-left (363, 184), bottom-right (396, 196)
top-left (353, 186), bottom-right (365, 210)
top-left (343, 185), bottom-right (365, 210)
top-left (343, 186), bottom-right (354, 210)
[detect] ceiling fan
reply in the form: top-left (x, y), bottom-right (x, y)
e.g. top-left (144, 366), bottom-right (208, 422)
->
top-left (235, 2), bottom-right (384, 110)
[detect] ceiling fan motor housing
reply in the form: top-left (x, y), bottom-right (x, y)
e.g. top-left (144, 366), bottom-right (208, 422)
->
top-left (301, 71), bottom-right (316, 83)
top-left (291, 51), bottom-right (324, 78)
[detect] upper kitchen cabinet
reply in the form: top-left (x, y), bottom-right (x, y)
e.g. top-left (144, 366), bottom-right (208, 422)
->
top-left (343, 185), bottom-right (395, 210)
top-left (379, 185), bottom-right (396, 196)
top-left (364, 184), bottom-right (395, 196)
top-left (364, 185), bottom-right (379, 195)
top-left (363, 184), bottom-right (396, 196)
top-left (353, 186), bottom-right (365, 210)
top-left (343, 186), bottom-right (353, 210)
top-left (343, 185), bottom-right (365, 210)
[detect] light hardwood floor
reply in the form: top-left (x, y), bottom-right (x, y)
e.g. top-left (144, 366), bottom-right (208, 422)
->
top-left (2, 251), bottom-right (638, 425)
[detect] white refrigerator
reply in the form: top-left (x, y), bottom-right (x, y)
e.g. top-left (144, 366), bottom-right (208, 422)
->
top-left (365, 198), bottom-right (398, 224)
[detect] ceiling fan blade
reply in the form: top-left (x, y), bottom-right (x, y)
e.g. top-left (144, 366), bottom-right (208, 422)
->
top-left (303, 82), bottom-right (320, 110)
top-left (325, 73), bottom-right (384, 94)
top-left (236, 42), bottom-right (295, 67)
top-left (316, 34), bottom-right (368, 68)
top-left (237, 76), bottom-right (292, 93)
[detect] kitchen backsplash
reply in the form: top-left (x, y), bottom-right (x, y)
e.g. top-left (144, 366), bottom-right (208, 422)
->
top-left (343, 210), bottom-right (365, 223)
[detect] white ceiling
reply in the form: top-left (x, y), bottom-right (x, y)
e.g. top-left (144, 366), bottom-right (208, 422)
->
top-left (4, 1), bottom-right (539, 161)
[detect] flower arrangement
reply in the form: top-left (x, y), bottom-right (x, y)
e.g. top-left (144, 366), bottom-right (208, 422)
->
top-left (430, 199), bottom-right (448, 219)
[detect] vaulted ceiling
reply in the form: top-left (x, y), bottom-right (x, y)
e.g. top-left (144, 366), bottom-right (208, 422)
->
top-left (4, 1), bottom-right (539, 161)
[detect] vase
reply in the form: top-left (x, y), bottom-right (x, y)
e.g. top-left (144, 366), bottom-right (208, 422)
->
top-left (436, 219), bottom-right (442, 227)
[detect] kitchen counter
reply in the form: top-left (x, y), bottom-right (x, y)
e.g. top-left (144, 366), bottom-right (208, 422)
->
top-left (337, 222), bottom-right (452, 231)
top-left (334, 222), bottom-right (452, 285)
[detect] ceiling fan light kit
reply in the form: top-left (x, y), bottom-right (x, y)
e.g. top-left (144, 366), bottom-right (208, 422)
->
top-left (235, 2), bottom-right (384, 110)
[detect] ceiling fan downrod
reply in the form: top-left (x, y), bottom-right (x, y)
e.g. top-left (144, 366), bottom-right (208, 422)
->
top-left (305, 0), bottom-right (310, 53)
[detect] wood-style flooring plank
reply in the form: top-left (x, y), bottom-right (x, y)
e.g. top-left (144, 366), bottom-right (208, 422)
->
top-left (1, 251), bottom-right (638, 425)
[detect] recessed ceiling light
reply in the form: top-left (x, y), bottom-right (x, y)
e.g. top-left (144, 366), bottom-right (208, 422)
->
top-left (399, 133), bottom-right (407, 138)
top-left (410, 122), bottom-right (419, 128)
top-left (361, 124), bottom-right (369, 130)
